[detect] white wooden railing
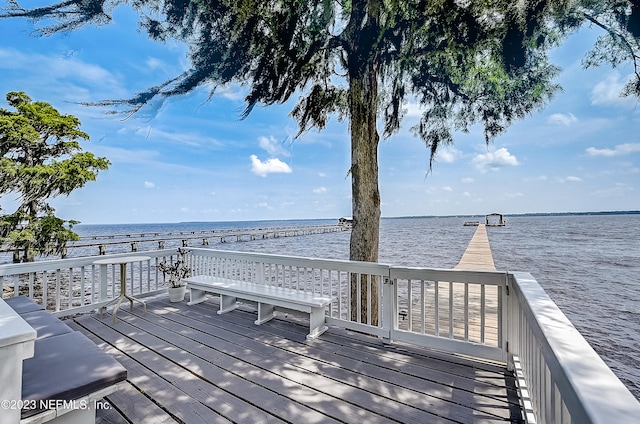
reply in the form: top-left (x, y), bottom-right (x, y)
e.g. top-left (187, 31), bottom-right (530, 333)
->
top-left (2, 248), bottom-right (640, 423)
top-left (0, 250), bottom-right (179, 317)
top-left (506, 272), bottom-right (640, 424)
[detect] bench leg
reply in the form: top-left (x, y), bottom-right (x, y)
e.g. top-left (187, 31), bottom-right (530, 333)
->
top-left (218, 294), bottom-right (238, 315)
top-left (307, 307), bottom-right (328, 340)
top-left (255, 303), bottom-right (275, 325)
top-left (187, 288), bottom-right (207, 305)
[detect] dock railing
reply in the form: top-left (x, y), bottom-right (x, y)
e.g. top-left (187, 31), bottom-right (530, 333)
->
top-left (2, 248), bottom-right (640, 423)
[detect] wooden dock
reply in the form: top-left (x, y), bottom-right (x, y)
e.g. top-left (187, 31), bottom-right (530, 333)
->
top-left (401, 224), bottom-right (499, 345)
top-left (69, 297), bottom-right (522, 423)
top-left (455, 224), bottom-right (496, 271)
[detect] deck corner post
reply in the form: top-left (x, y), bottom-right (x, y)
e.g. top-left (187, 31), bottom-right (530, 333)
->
top-left (0, 300), bottom-right (36, 424)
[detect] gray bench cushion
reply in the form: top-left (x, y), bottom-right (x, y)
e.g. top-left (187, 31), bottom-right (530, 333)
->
top-left (21, 331), bottom-right (127, 418)
top-left (18, 310), bottom-right (74, 340)
top-left (4, 296), bottom-right (44, 314)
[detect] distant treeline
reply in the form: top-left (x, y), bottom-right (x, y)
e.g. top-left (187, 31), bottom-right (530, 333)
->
top-left (386, 211), bottom-right (640, 220)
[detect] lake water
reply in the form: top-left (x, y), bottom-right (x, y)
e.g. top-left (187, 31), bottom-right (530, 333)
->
top-left (4, 214), bottom-right (640, 400)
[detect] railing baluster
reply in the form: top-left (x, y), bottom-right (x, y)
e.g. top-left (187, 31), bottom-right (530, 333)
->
top-left (366, 274), bottom-right (371, 326)
top-left (481, 284), bottom-right (486, 344)
top-left (28, 273), bottom-right (34, 299)
top-left (420, 280), bottom-right (425, 334)
top-left (434, 280), bottom-right (440, 337)
top-left (407, 279), bottom-right (413, 332)
top-left (67, 267), bottom-right (73, 310)
top-left (448, 282), bottom-right (453, 339)
top-left (464, 282), bottom-right (469, 341)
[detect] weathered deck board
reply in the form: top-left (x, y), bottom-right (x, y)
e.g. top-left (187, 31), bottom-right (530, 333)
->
top-left (68, 296), bottom-right (522, 423)
top-left (172, 300), bottom-right (515, 421)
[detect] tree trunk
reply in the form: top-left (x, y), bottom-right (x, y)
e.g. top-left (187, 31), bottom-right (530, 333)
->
top-left (348, 59), bottom-right (381, 325)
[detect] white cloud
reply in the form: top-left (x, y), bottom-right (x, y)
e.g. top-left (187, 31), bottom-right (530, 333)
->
top-left (590, 72), bottom-right (637, 108)
top-left (590, 183), bottom-right (634, 198)
top-left (250, 155), bottom-right (292, 177)
top-left (461, 177), bottom-right (475, 183)
top-left (586, 143), bottom-right (640, 157)
top-left (146, 57), bottom-right (164, 70)
top-left (259, 136), bottom-right (290, 157)
top-left (523, 175), bottom-right (548, 182)
top-left (462, 191), bottom-right (471, 197)
top-left (0, 47), bottom-right (124, 99)
top-left (313, 187), bottom-right (328, 194)
top-left (144, 181), bottom-right (156, 189)
top-left (135, 126), bottom-right (222, 147)
top-left (558, 176), bottom-right (582, 183)
top-left (435, 146), bottom-right (461, 163)
top-left (403, 102), bottom-right (424, 118)
top-left (471, 148), bottom-right (519, 173)
top-left (217, 83), bottom-right (246, 101)
top-left (548, 113), bottom-right (578, 127)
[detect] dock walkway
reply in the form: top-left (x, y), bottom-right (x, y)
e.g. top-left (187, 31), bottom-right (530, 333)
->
top-left (402, 224), bottom-right (500, 344)
top-left (455, 224), bottom-right (496, 271)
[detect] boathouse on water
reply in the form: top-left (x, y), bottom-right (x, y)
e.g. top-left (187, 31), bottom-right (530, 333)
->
top-left (485, 212), bottom-right (506, 226)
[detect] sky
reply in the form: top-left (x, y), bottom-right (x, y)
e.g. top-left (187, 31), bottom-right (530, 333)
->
top-left (1, 7), bottom-right (639, 225)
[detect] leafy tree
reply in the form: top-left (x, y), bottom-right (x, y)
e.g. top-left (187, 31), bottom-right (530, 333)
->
top-left (1, 1), bottom-right (569, 320)
top-left (0, 92), bottom-right (110, 262)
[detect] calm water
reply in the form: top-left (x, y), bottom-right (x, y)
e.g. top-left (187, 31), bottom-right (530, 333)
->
top-left (5, 214), bottom-right (640, 400)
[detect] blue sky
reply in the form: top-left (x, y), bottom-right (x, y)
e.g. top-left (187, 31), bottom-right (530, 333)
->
top-left (1, 8), bottom-right (639, 224)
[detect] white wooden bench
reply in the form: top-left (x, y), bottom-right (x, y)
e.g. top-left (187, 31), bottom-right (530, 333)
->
top-left (184, 275), bottom-right (332, 340)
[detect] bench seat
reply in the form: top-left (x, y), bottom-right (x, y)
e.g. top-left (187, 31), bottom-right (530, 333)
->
top-left (22, 331), bottom-right (127, 419)
top-left (4, 296), bottom-right (45, 314)
top-left (3, 296), bottom-right (127, 423)
top-left (18, 310), bottom-right (74, 340)
top-left (185, 275), bottom-right (333, 340)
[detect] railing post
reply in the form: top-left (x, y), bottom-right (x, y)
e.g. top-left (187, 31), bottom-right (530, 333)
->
top-left (255, 260), bottom-right (265, 284)
top-left (0, 300), bottom-right (36, 424)
top-left (501, 273), bottom-right (510, 366)
top-left (381, 275), bottom-right (395, 344)
top-left (99, 264), bottom-right (108, 303)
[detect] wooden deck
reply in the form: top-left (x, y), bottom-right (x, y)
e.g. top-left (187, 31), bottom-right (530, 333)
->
top-left (67, 296), bottom-right (523, 424)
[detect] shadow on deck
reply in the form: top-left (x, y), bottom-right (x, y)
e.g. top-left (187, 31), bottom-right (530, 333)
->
top-left (66, 295), bottom-right (523, 424)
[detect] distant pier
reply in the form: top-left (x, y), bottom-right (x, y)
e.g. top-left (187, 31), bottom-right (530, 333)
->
top-left (1, 224), bottom-right (349, 261)
top-left (69, 224), bottom-right (348, 256)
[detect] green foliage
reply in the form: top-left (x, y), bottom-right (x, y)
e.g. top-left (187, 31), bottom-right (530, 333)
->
top-left (0, 91), bottom-right (110, 261)
top-left (158, 248), bottom-right (191, 288)
top-left (1, 0), bottom-right (567, 161)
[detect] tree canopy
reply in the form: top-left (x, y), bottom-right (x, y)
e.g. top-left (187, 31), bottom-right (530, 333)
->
top-left (0, 91), bottom-right (110, 261)
top-left (560, 0), bottom-right (640, 97)
top-left (0, 1), bottom-right (571, 258)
